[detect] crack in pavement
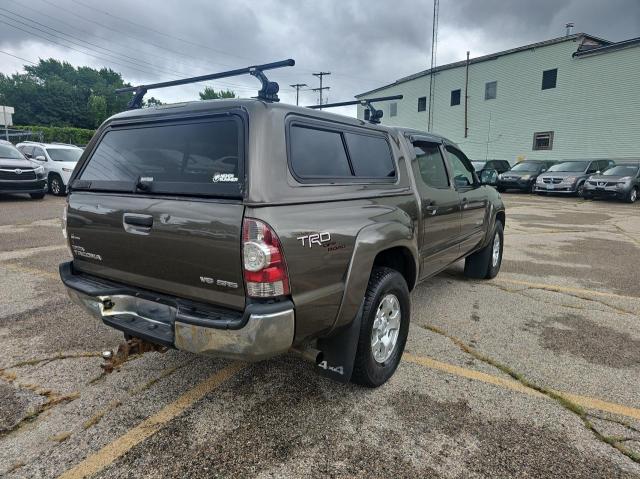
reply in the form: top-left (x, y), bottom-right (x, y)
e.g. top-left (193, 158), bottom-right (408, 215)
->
top-left (485, 280), bottom-right (638, 316)
top-left (417, 323), bottom-right (640, 465)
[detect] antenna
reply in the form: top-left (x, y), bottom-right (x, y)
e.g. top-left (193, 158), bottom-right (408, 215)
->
top-left (116, 59), bottom-right (295, 109)
top-left (306, 95), bottom-right (403, 124)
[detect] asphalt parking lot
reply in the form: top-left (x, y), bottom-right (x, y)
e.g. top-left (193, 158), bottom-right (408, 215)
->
top-left (1, 192), bottom-right (639, 478)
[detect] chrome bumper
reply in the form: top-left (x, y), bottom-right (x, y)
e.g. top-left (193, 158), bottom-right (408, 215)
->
top-left (66, 288), bottom-right (295, 361)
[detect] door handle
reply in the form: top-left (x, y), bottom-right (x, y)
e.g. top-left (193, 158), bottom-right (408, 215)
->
top-left (424, 201), bottom-right (437, 215)
top-left (123, 213), bottom-right (153, 228)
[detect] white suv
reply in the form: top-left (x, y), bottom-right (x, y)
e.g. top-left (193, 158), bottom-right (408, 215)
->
top-left (16, 142), bottom-right (83, 196)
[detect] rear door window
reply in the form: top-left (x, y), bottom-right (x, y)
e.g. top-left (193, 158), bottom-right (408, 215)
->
top-left (344, 132), bottom-right (395, 178)
top-left (77, 117), bottom-right (243, 197)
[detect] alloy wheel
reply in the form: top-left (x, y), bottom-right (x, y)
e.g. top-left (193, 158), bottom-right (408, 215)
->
top-left (371, 293), bottom-right (401, 363)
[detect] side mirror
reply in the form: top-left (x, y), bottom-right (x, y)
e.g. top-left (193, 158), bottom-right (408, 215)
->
top-left (35, 155), bottom-right (46, 162)
top-left (479, 168), bottom-right (498, 186)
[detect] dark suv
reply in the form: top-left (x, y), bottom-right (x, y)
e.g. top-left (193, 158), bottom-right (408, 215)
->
top-left (0, 140), bottom-right (47, 199)
top-left (534, 159), bottom-right (614, 196)
top-left (497, 160), bottom-right (555, 193)
top-left (59, 76), bottom-right (505, 387)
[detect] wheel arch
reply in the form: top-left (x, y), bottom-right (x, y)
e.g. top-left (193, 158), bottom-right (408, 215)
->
top-left (329, 221), bottom-right (418, 335)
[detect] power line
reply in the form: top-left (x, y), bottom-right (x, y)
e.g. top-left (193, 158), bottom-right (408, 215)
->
top-left (0, 11), bottom-right (287, 97)
top-left (58, 0), bottom-right (388, 88)
top-left (289, 83), bottom-right (308, 105)
top-left (0, 8), bottom-right (191, 80)
top-left (0, 49), bottom-right (37, 65)
top-left (0, 17), bottom-right (171, 78)
top-left (312, 72), bottom-right (331, 109)
top-left (70, 0), bottom-right (255, 64)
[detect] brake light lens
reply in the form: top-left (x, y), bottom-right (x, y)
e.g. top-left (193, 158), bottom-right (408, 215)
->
top-left (242, 218), bottom-right (290, 297)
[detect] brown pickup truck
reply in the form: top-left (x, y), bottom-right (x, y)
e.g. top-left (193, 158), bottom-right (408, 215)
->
top-left (60, 62), bottom-right (505, 387)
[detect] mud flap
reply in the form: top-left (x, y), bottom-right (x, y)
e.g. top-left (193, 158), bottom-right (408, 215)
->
top-left (316, 305), bottom-right (363, 383)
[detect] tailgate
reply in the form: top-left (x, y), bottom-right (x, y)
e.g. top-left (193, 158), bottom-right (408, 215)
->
top-left (67, 194), bottom-right (245, 309)
top-left (66, 113), bottom-right (247, 310)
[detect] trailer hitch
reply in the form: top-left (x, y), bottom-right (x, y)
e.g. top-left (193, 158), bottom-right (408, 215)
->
top-left (101, 338), bottom-right (167, 373)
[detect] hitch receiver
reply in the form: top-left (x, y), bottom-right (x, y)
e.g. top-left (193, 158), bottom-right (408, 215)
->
top-left (101, 338), bottom-right (167, 373)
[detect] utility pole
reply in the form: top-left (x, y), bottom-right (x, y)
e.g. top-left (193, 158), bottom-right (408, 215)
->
top-left (289, 83), bottom-right (307, 106)
top-left (427, 0), bottom-right (439, 132)
top-left (312, 72), bottom-right (331, 109)
top-left (464, 51), bottom-right (469, 138)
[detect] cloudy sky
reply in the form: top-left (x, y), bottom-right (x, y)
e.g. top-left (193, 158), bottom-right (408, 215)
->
top-left (1, 0), bottom-right (638, 116)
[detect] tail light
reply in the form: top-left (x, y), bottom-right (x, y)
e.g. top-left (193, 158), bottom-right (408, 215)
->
top-left (242, 218), bottom-right (290, 298)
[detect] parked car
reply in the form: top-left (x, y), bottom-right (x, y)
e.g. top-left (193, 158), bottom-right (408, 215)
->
top-left (583, 162), bottom-right (640, 203)
top-left (0, 140), bottom-right (47, 199)
top-left (59, 98), bottom-right (505, 388)
top-left (497, 160), bottom-right (556, 193)
top-left (534, 159), bottom-right (614, 196)
top-left (471, 160), bottom-right (511, 187)
top-left (16, 142), bottom-right (83, 196)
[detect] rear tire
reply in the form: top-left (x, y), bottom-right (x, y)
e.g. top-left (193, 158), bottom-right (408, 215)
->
top-left (351, 267), bottom-right (410, 388)
top-left (627, 187), bottom-right (638, 203)
top-left (30, 192), bottom-right (45, 200)
top-left (497, 186), bottom-right (505, 193)
top-left (464, 220), bottom-right (504, 279)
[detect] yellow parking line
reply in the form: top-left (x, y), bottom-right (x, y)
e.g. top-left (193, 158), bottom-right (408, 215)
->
top-left (494, 278), bottom-right (638, 300)
top-left (57, 362), bottom-right (244, 479)
top-left (403, 353), bottom-right (545, 398)
top-left (403, 353), bottom-right (640, 421)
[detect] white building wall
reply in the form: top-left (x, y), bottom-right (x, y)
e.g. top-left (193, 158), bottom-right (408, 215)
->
top-left (358, 38), bottom-right (640, 163)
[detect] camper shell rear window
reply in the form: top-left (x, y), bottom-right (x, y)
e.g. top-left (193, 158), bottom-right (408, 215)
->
top-left (75, 115), bottom-right (244, 198)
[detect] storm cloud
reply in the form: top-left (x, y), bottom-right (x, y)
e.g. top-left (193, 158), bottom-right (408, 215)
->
top-left (1, 0), bottom-right (638, 113)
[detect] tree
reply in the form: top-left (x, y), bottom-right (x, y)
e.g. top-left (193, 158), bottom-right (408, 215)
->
top-left (0, 59), bottom-right (131, 128)
top-left (144, 96), bottom-right (163, 107)
top-left (198, 87), bottom-right (236, 100)
top-left (87, 94), bottom-right (107, 127)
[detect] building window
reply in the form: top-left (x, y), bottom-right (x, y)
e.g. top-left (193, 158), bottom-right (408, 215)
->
top-left (533, 131), bottom-right (554, 150)
top-left (450, 89), bottom-right (461, 106)
top-left (485, 81), bottom-right (497, 100)
top-left (364, 109), bottom-right (370, 121)
top-left (389, 102), bottom-right (398, 117)
top-left (542, 68), bottom-right (557, 90)
top-left (417, 96), bottom-right (427, 112)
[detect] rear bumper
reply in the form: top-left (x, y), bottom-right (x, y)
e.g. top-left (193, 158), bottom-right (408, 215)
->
top-left (60, 262), bottom-right (294, 361)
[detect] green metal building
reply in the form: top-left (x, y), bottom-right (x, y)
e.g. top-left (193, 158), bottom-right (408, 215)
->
top-left (356, 33), bottom-right (640, 163)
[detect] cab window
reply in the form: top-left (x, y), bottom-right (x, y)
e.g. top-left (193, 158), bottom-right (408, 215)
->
top-left (413, 142), bottom-right (449, 189)
top-left (445, 145), bottom-right (476, 188)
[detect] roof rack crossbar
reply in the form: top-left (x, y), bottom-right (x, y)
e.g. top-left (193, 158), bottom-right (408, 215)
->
top-left (306, 94), bottom-right (403, 124)
top-left (116, 59), bottom-right (295, 109)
